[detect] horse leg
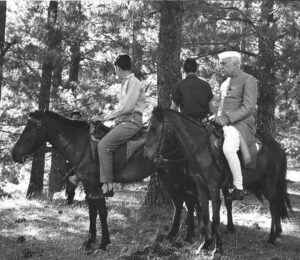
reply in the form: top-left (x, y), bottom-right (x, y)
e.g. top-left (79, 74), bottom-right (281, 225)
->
top-left (275, 214), bottom-right (282, 238)
top-left (268, 200), bottom-right (277, 244)
top-left (197, 189), bottom-right (212, 253)
top-left (165, 188), bottom-right (183, 241)
top-left (86, 198), bottom-right (97, 250)
top-left (97, 198), bottom-right (111, 250)
top-left (211, 191), bottom-right (223, 255)
top-left (222, 188), bottom-right (235, 233)
top-left (184, 199), bottom-right (196, 242)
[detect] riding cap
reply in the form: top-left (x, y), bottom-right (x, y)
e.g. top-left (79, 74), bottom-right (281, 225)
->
top-left (218, 51), bottom-right (241, 62)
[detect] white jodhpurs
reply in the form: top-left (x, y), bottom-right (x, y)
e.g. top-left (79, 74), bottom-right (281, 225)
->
top-left (222, 126), bottom-right (243, 190)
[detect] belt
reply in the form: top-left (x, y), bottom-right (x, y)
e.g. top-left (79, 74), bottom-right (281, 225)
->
top-left (132, 111), bottom-right (142, 116)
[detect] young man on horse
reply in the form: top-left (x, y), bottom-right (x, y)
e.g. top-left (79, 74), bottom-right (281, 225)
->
top-left (92, 54), bottom-right (146, 197)
top-left (215, 51), bottom-right (258, 200)
top-left (171, 58), bottom-right (214, 121)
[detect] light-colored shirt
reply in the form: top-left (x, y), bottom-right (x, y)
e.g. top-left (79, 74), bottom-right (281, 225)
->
top-left (108, 73), bottom-right (146, 119)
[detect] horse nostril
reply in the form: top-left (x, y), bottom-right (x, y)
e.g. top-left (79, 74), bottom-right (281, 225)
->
top-left (22, 155), bottom-right (31, 163)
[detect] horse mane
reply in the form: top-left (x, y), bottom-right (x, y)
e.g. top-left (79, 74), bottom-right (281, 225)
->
top-left (44, 110), bottom-right (89, 129)
top-left (152, 106), bottom-right (206, 129)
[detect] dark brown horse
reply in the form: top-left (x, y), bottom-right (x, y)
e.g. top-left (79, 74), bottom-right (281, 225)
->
top-left (11, 110), bottom-right (202, 250)
top-left (144, 106), bottom-right (292, 255)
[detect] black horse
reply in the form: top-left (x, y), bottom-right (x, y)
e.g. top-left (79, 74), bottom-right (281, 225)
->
top-left (144, 106), bottom-right (292, 256)
top-left (12, 110), bottom-right (202, 250)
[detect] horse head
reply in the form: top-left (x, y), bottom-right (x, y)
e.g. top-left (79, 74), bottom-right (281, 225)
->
top-left (144, 106), bottom-right (166, 161)
top-left (12, 110), bottom-right (48, 163)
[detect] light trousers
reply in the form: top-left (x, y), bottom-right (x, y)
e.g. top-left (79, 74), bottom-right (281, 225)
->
top-left (222, 126), bottom-right (243, 190)
top-left (98, 120), bottom-right (142, 183)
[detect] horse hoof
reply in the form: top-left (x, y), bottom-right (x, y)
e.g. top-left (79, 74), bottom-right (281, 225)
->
top-left (84, 238), bottom-right (96, 250)
top-left (227, 225), bottom-right (235, 233)
top-left (99, 240), bottom-right (111, 251)
top-left (267, 239), bottom-right (276, 246)
top-left (212, 252), bottom-right (223, 260)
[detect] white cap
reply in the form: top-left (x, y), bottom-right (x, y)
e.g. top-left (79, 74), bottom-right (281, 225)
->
top-left (218, 51), bottom-right (241, 61)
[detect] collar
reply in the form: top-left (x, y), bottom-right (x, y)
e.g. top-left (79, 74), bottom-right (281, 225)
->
top-left (122, 73), bottom-right (134, 81)
top-left (185, 73), bottom-right (197, 78)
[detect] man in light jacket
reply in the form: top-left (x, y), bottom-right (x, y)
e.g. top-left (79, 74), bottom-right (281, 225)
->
top-left (216, 51), bottom-right (258, 200)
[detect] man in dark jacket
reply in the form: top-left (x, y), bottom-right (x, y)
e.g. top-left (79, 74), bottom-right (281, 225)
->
top-left (171, 58), bottom-right (214, 121)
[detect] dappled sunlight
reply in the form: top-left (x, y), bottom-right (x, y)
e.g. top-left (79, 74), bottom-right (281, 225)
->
top-left (0, 181), bottom-right (299, 259)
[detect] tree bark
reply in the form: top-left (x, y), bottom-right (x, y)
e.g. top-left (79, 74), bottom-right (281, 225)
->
top-left (27, 1), bottom-right (59, 198)
top-left (66, 1), bottom-right (82, 91)
top-left (256, 0), bottom-right (277, 136)
top-left (131, 14), bottom-right (144, 80)
top-left (0, 1), bottom-right (6, 101)
top-left (144, 1), bottom-right (183, 207)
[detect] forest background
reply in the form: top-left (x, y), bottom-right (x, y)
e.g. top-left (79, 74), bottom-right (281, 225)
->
top-left (0, 0), bottom-right (299, 202)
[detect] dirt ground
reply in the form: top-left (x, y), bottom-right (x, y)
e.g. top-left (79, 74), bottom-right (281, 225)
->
top-left (0, 171), bottom-right (300, 260)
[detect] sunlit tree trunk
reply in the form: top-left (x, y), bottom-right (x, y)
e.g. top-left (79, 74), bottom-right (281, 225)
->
top-left (27, 1), bottom-right (60, 198)
top-left (144, 1), bottom-right (183, 207)
top-left (257, 0), bottom-right (277, 136)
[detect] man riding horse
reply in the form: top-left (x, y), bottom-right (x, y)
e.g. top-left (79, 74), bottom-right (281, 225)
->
top-left (91, 54), bottom-right (146, 197)
top-left (171, 58), bottom-right (214, 122)
top-left (215, 51), bottom-right (258, 200)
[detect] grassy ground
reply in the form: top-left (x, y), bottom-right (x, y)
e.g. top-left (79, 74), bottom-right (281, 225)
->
top-left (0, 179), bottom-right (300, 260)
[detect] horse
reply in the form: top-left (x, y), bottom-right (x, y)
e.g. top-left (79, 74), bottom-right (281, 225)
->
top-left (144, 106), bottom-right (292, 255)
top-left (11, 110), bottom-right (202, 250)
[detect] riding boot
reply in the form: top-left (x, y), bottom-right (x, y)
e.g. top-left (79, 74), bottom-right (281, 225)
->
top-left (230, 187), bottom-right (244, 200)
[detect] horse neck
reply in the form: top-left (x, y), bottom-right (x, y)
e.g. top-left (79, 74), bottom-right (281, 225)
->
top-left (43, 116), bottom-right (89, 163)
top-left (165, 110), bottom-right (209, 158)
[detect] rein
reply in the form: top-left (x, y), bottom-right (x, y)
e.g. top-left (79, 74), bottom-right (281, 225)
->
top-left (153, 110), bottom-right (215, 165)
top-left (154, 118), bottom-right (185, 165)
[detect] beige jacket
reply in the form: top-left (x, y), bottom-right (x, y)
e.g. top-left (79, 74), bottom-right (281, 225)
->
top-left (218, 71), bottom-right (258, 168)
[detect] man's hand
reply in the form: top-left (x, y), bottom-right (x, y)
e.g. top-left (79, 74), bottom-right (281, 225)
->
top-left (215, 115), bottom-right (230, 126)
top-left (91, 115), bottom-right (105, 122)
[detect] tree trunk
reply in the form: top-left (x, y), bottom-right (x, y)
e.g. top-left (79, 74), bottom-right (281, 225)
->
top-left (144, 1), bottom-right (183, 207)
top-left (27, 144), bottom-right (47, 198)
top-left (256, 0), bottom-right (277, 136)
top-left (52, 31), bottom-right (63, 98)
top-left (67, 42), bottom-right (80, 91)
top-left (0, 1), bottom-right (6, 101)
top-left (66, 1), bottom-right (82, 91)
top-left (48, 149), bottom-right (68, 198)
top-left (131, 15), bottom-right (144, 80)
top-left (27, 1), bottom-right (59, 198)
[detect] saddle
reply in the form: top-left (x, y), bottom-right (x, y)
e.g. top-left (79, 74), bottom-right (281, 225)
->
top-left (90, 121), bottom-right (147, 171)
top-left (207, 123), bottom-right (263, 188)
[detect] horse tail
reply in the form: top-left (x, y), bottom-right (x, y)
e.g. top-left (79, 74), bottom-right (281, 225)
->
top-left (277, 149), bottom-right (293, 220)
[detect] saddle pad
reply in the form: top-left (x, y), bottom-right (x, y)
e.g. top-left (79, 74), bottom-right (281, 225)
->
top-left (113, 138), bottom-right (145, 171)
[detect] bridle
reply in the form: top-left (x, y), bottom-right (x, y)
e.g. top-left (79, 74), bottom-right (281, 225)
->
top-left (20, 116), bottom-right (44, 163)
top-left (22, 115), bottom-right (78, 180)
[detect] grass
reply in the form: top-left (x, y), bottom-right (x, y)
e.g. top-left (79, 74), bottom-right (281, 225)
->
top-left (1, 180), bottom-right (300, 259)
